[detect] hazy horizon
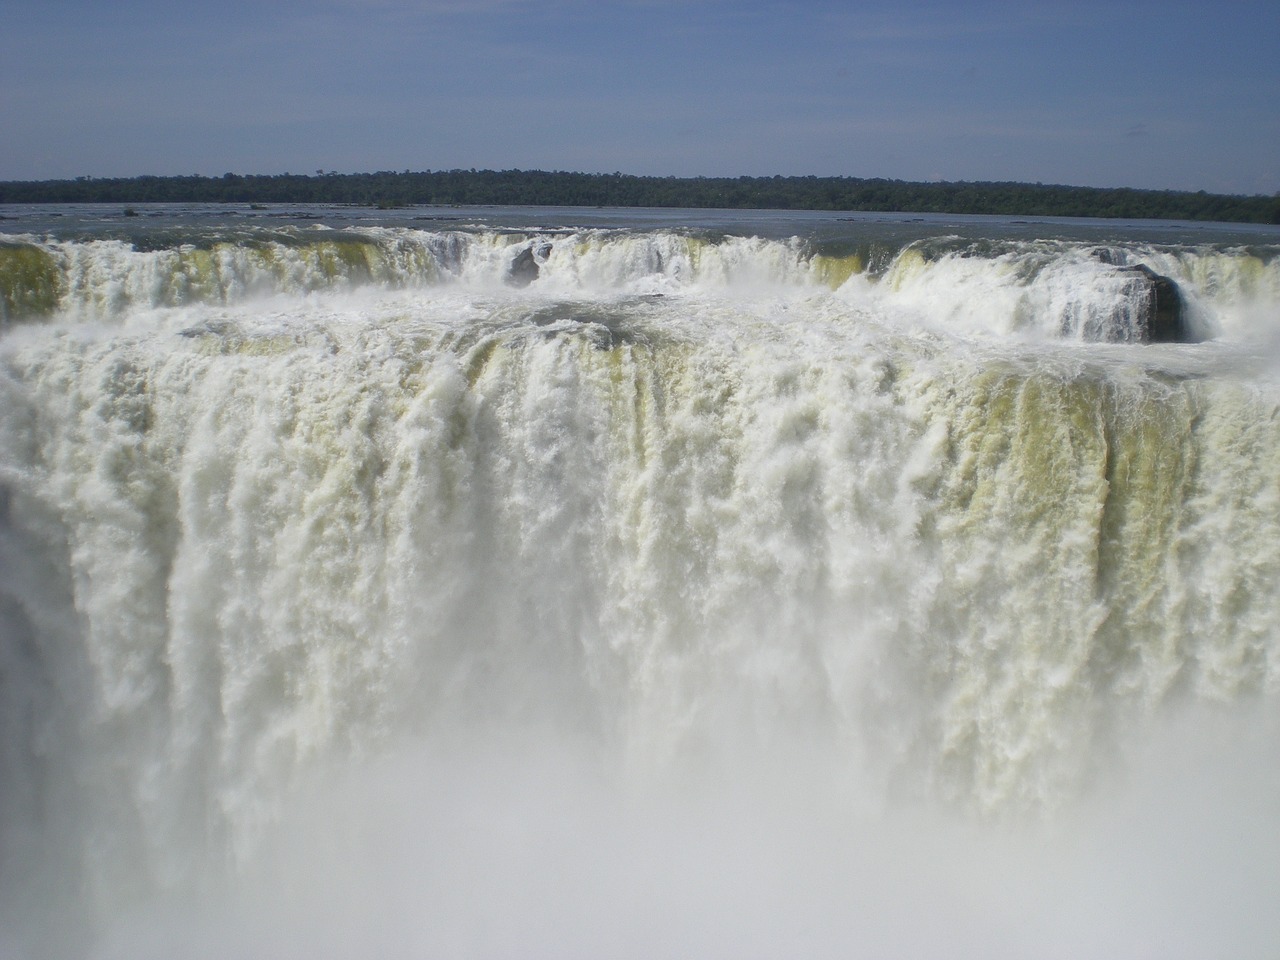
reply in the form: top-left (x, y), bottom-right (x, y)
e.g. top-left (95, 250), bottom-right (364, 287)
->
top-left (3, 167), bottom-right (1277, 200)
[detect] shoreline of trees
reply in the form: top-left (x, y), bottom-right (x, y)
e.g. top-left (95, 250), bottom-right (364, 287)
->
top-left (2, 169), bottom-right (1278, 224)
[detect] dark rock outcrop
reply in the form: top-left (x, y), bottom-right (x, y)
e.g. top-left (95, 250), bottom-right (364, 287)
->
top-left (1091, 249), bottom-right (1197, 343)
top-left (1120, 263), bottom-right (1194, 343)
top-left (507, 243), bottom-right (552, 287)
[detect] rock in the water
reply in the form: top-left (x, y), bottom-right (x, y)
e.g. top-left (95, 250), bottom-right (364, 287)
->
top-left (1121, 263), bottom-right (1195, 343)
top-left (1090, 250), bottom-right (1196, 343)
top-left (507, 246), bottom-right (541, 287)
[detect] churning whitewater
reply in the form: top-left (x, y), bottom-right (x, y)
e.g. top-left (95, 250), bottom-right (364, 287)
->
top-left (1, 205), bottom-right (1279, 958)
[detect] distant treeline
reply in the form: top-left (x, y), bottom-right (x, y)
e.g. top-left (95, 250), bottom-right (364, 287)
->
top-left (3, 170), bottom-right (1279, 224)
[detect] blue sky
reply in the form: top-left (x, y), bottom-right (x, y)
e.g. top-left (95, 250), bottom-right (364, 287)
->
top-left (2, 0), bottom-right (1277, 194)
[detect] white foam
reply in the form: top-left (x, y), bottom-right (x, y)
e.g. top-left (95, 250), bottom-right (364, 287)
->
top-left (1, 227), bottom-right (1279, 957)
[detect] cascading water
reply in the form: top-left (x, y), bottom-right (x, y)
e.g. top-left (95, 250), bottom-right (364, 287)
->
top-left (1, 204), bottom-right (1279, 959)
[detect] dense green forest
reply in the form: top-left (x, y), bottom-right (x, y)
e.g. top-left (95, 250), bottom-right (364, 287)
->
top-left (2, 169), bottom-right (1278, 224)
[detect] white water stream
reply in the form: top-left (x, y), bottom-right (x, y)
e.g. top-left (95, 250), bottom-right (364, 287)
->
top-left (2, 210), bottom-right (1278, 957)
